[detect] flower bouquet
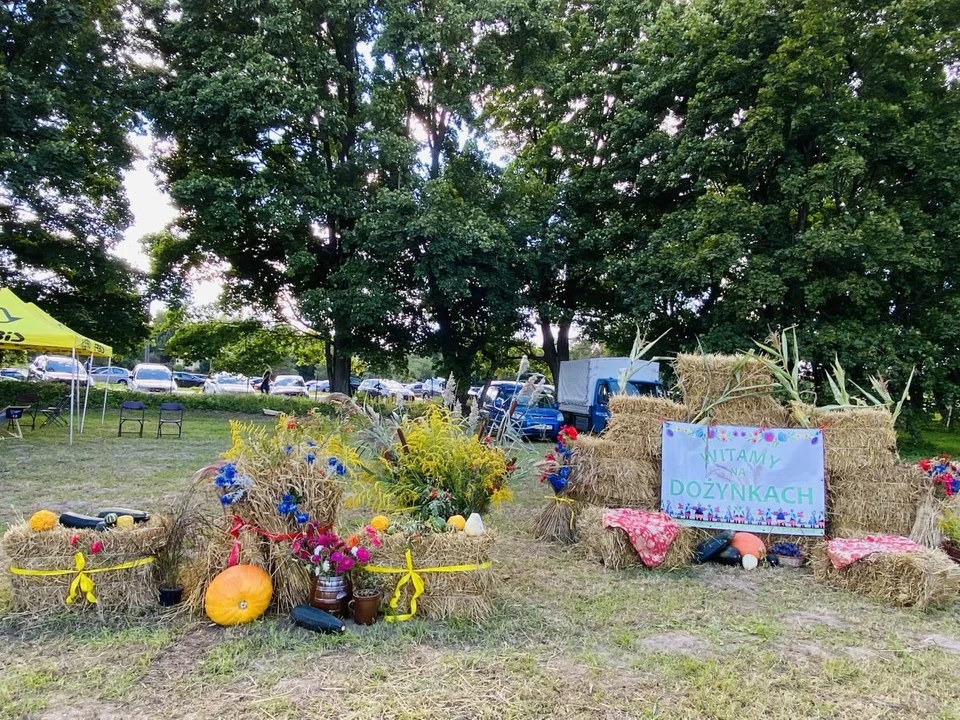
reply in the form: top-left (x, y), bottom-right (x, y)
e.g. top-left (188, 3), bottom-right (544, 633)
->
top-left (532, 426), bottom-right (579, 543)
top-left (292, 522), bottom-right (380, 617)
top-left (919, 456), bottom-right (960, 498)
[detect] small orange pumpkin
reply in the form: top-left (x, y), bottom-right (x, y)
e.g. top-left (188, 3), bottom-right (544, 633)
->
top-left (730, 532), bottom-right (766, 560)
top-left (204, 565), bottom-right (273, 626)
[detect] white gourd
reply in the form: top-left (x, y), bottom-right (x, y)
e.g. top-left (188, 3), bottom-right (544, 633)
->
top-left (463, 513), bottom-right (485, 536)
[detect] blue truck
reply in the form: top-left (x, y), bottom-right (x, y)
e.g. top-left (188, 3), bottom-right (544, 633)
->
top-left (557, 358), bottom-right (665, 433)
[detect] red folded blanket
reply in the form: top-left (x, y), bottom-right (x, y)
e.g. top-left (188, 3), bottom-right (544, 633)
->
top-left (602, 509), bottom-right (680, 568)
top-left (826, 535), bottom-right (923, 569)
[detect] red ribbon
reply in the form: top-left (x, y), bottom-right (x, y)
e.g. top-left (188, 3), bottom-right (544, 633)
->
top-left (226, 515), bottom-right (329, 567)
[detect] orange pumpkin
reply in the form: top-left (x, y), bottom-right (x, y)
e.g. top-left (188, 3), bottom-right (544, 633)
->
top-left (204, 565), bottom-right (273, 626)
top-left (730, 532), bottom-right (766, 560)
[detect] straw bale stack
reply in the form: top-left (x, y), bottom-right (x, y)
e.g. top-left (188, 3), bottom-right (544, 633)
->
top-left (566, 436), bottom-right (661, 510)
top-left (827, 464), bottom-right (925, 538)
top-left (182, 526), bottom-right (266, 612)
top-left (811, 544), bottom-right (960, 609)
top-left (674, 353), bottom-right (779, 424)
top-left (812, 407), bottom-right (898, 475)
top-left (370, 532), bottom-right (494, 621)
top-left (2, 520), bottom-right (166, 614)
top-left (578, 505), bottom-right (695, 570)
top-left (603, 396), bottom-right (688, 459)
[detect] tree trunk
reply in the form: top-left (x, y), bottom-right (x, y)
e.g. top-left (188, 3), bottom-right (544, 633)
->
top-left (540, 316), bottom-right (572, 386)
top-left (329, 332), bottom-right (352, 395)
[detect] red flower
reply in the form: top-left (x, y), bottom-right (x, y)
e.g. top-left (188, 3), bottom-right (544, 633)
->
top-left (69, 534), bottom-right (80, 547)
top-left (89, 540), bottom-right (103, 555)
top-left (286, 419), bottom-right (297, 430)
top-left (483, 436), bottom-right (493, 444)
top-left (559, 426), bottom-right (578, 440)
top-left (545, 453), bottom-right (556, 462)
top-left (430, 489), bottom-right (438, 498)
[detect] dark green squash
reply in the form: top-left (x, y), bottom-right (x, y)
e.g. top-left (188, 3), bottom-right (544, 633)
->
top-left (714, 546), bottom-right (743, 565)
top-left (290, 604), bottom-right (345, 634)
top-left (59, 512), bottom-right (108, 531)
top-left (692, 530), bottom-right (734, 564)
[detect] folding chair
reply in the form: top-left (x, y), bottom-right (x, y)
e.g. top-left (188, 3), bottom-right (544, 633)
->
top-left (157, 402), bottom-right (184, 438)
top-left (40, 395), bottom-right (71, 429)
top-left (118, 400), bottom-right (147, 438)
top-left (14, 394), bottom-right (40, 431)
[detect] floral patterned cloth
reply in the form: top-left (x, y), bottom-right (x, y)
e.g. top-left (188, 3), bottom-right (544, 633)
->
top-left (826, 535), bottom-right (923, 569)
top-left (602, 509), bottom-right (680, 568)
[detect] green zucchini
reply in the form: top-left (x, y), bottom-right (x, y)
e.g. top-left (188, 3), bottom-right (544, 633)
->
top-left (714, 546), bottom-right (742, 565)
top-left (96, 508), bottom-right (150, 523)
top-left (290, 604), bottom-right (345, 634)
top-left (692, 530), bottom-right (734, 564)
top-left (59, 512), bottom-right (108, 531)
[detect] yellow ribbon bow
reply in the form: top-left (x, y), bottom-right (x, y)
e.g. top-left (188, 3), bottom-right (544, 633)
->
top-left (10, 552), bottom-right (155, 606)
top-left (546, 495), bottom-right (577, 530)
top-left (364, 549), bottom-right (492, 622)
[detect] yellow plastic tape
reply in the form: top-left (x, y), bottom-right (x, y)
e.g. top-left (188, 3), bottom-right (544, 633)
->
top-left (546, 495), bottom-right (577, 530)
top-left (10, 552), bottom-right (156, 605)
top-left (364, 549), bottom-right (492, 622)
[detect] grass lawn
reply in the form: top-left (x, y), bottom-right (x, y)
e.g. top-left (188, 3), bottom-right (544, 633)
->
top-left (2, 414), bottom-right (960, 719)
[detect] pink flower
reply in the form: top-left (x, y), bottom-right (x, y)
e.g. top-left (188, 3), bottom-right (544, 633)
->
top-left (356, 547), bottom-right (370, 563)
top-left (338, 557), bottom-right (355, 572)
top-left (89, 540), bottom-right (103, 555)
top-left (330, 551), bottom-right (344, 564)
top-left (69, 534), bottom-right (80, 547)
top-left (371, 535), bottom-right (382, 548)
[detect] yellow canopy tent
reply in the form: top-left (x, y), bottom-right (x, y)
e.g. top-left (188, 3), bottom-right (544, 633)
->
top-left (0, 288), bottom-right (113, 444)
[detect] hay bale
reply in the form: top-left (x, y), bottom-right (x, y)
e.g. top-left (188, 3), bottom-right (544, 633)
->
top-left (531, 496), bottom-right (579, 544)
top-left (674, 353), bottom-right (778, 422)
top-left (567, 438), bottom-right (661, 510)
top-left (370, 532), bottom-right (494, 621)
top-left (603, 397), bottom-right (688, 459)
top-left (813, 407), bottom-right (898, 474)
top-left (578, 505), bottom-right (694, 570)
top-left (826, 464), bottom-right (924, 538)
top-left (811, 543), bottom-right (960, 609)
top-left (1, 520), bottom-right (166, 614)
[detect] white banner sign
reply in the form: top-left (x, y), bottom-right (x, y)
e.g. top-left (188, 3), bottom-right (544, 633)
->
top-left (661, 422), bottom-right (825, 536)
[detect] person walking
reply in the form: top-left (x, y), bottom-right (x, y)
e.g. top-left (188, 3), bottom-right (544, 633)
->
top-left (260, 367), bottom-right (272, 394)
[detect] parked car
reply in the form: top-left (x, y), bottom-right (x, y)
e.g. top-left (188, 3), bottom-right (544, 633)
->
top-left (357, 378), bottom-right (415, 400)
top-left (90, 366), bottom-right (131, 385)
top-left (27, 355), bottom-right (93, 387)
top-left (0, 367), bottom-right (28, 382)
top-left (481, 381), bottom-right (564, 440)
top-left (407, 377), bottom-right (446, 398)
top-left (306, 379), bottom-right (330, 393)
top-left (270, 375), bottom-right (309, 397)
top-left (203, 373), bottom-right (253, 394)
top-left (172, 371), bottom-right (205, 389)
top-left (130, 363), bottom-right (177, 393)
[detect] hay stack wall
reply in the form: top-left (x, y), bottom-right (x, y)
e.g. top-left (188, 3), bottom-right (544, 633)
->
top-left (370, 532), bottom-right (493, 621)
top-left (2, 520), bottom-right (166, 614)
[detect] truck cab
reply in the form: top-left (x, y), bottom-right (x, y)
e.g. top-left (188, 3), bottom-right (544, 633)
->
top-left (558, 358), bottom-right (665, 433)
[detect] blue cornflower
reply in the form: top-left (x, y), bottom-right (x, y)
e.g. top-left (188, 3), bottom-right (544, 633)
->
top-left (222, 463), bottom-right (236, 480)
top-left (328, 457), bottom-right (338, 469)
top-left (336, 462), bottom-right (346, 476)
top-left (547, 473), bottom-right (567, 493)
top-left (220, 494), bottom-right (232, 505)
top-left (285, 445), bottom-right (294, 455)
top-left (559, 466), bottom-right (570, 479)
top-left (295, 512), bottom-right (309, 524)
top-left (214, 472), bottom-right (232, 488)
top-left (306, 440), bottom-right (317, 447)
top-left (306, 453), bottom-right (316, 465)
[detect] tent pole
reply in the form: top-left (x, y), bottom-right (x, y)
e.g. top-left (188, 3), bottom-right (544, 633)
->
top-left (80, 353), bottom-right (92, 433)
top-left (101, 356), bottom-right (111, 425)
top-left (69, 348), bottom-right (75, 446)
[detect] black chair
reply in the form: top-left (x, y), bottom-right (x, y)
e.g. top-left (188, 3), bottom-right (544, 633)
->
top-left (157, 402), bottom-right (184, 438)
top-left (1, 406), bottom-right (30, 439)
top-left (40, 395), bottom-right (71, 429)
top-left (118, 400), bottom-right (147, 438)
top-left (14, 394), bottom-right (40, 431)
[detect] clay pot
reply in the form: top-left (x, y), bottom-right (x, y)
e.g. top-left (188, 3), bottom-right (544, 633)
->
top-left (350, 590), bottom-right (381, 626)
top-left (310, 575), bottom-right (351, 618)
top-left (942, 540), bottom-right (960, 565)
